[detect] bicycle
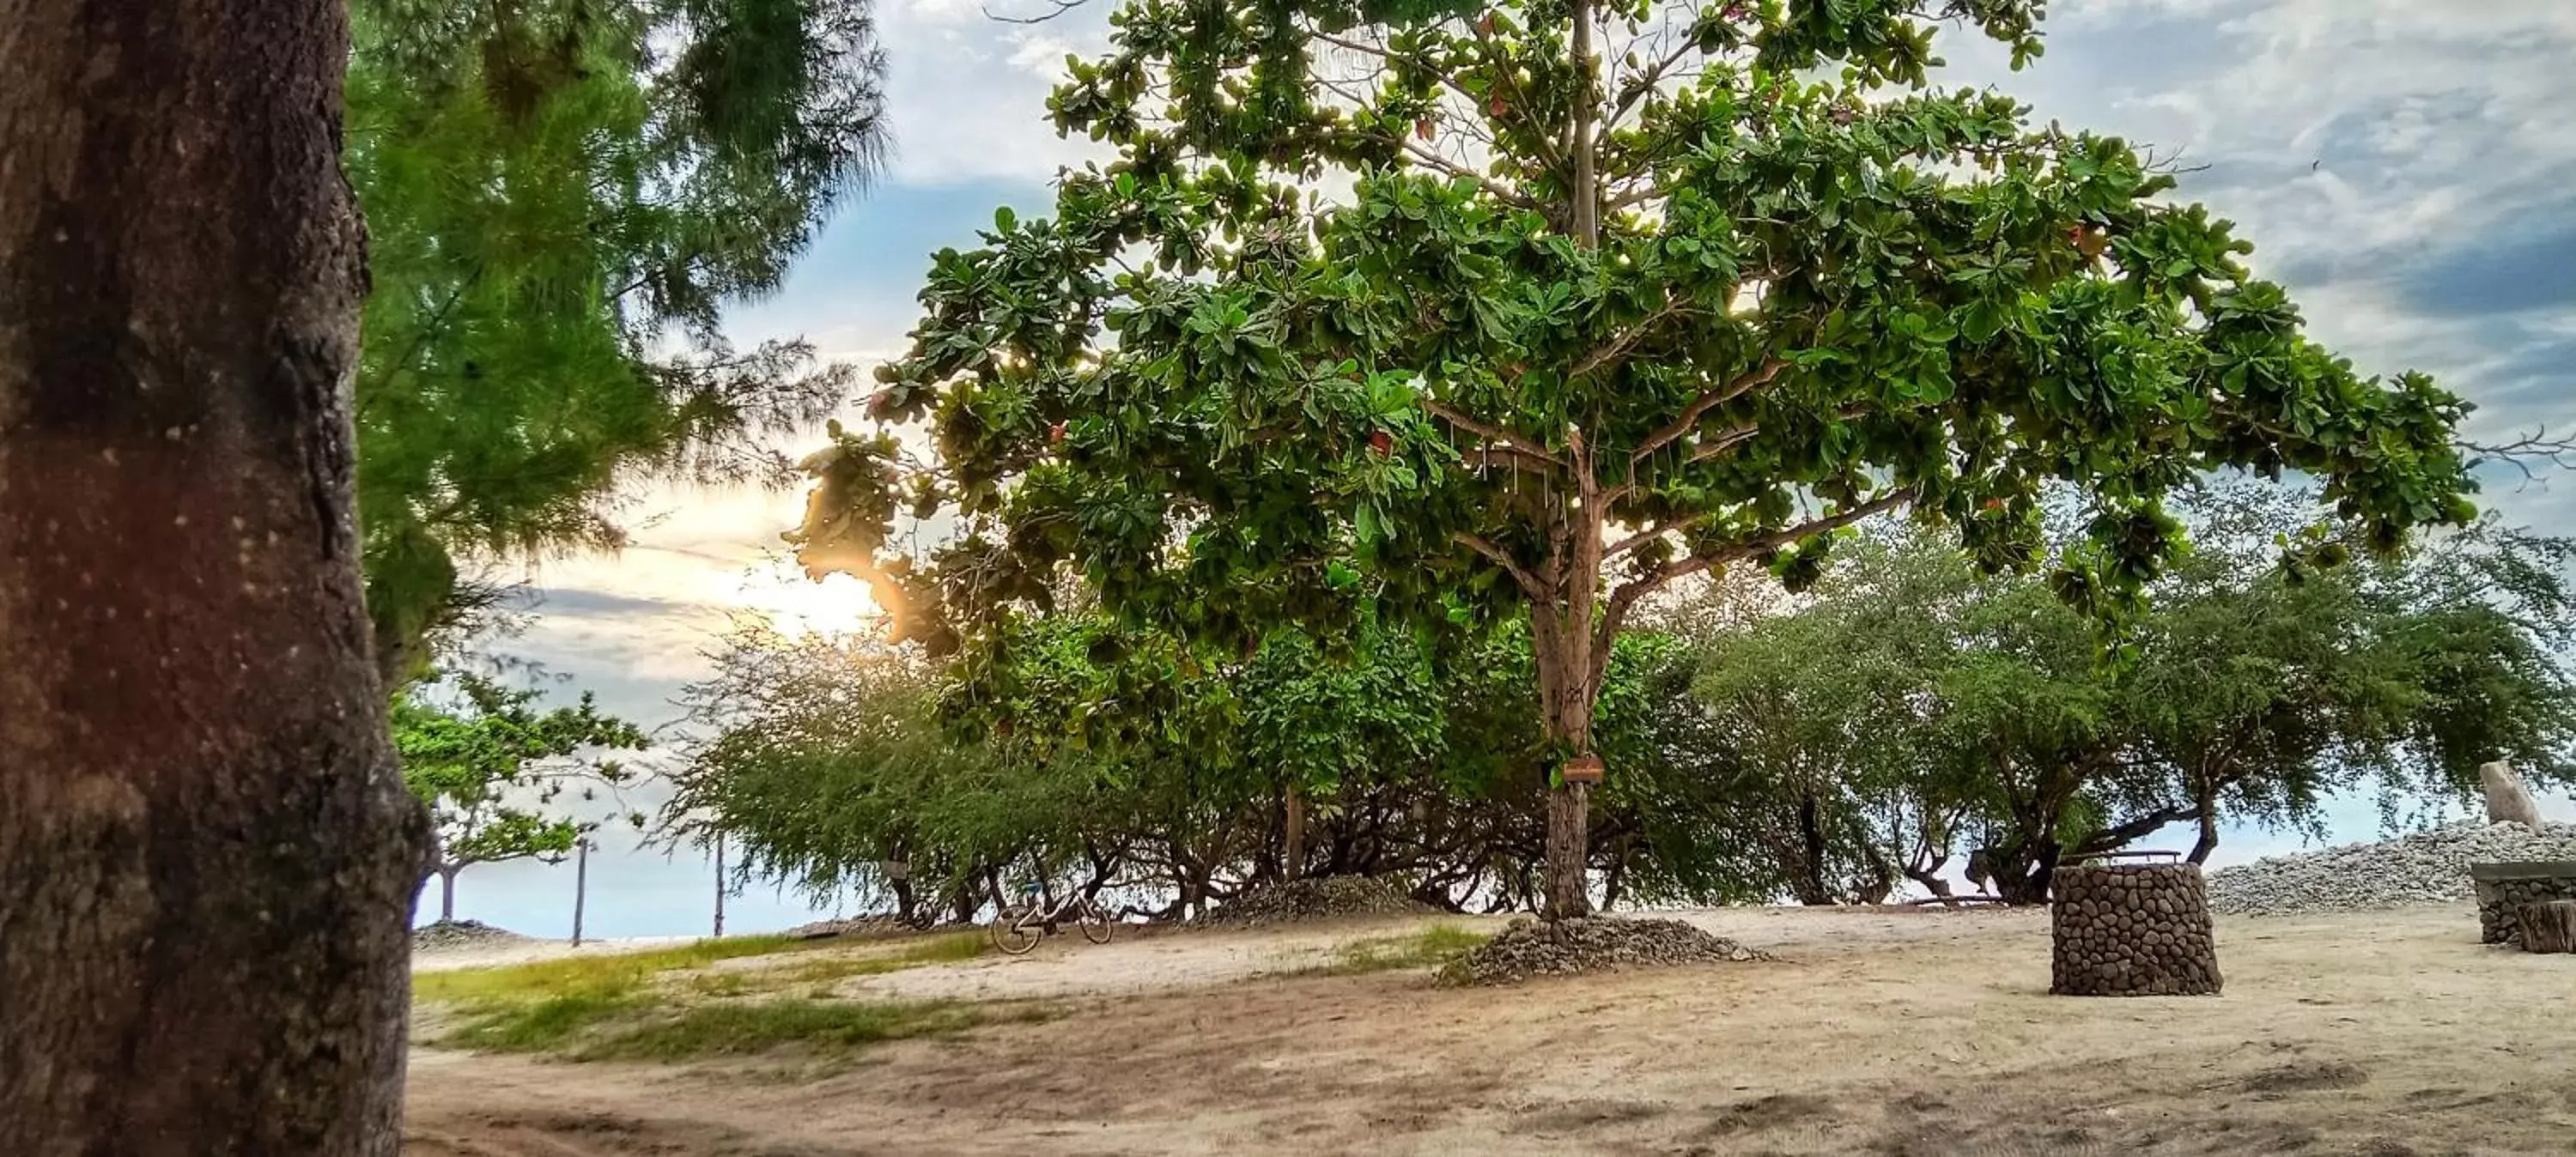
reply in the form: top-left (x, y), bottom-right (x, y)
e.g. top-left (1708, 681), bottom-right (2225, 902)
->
top-left (988, 882), bottom-right (1115, 955)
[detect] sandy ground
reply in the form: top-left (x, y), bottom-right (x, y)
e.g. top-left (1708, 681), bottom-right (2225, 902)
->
top-left (406, 904), bottom-right (2576, 1155)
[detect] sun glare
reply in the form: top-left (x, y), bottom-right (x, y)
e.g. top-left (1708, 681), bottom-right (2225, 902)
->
top-left (727, 565), bottom-right (881, 640)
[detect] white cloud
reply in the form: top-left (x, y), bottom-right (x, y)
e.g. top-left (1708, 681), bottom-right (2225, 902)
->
top-left (873, 0), bottom-right (1116, 185)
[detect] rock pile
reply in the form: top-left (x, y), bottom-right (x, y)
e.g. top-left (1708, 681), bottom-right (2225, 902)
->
top-left (411, 919), bottom-right (528, 952)
top-left (2206, 821), bottom-right (2576, 916)
top-left (1205, 875), bottom-right (1437, 927)
top-left (1443, 916), bottom-right (1770, 985)
top-left (2050, 863), bottom-right (2221, 996)
top-left (782, 915), bottom-right (920, 940)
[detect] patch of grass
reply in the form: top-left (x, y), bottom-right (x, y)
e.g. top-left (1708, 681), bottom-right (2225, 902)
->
top-left (769, 930), bottom-right (992, 988)
top-left (573, 998), bottom-right (1053, 1062)
top-left (413, 934), bottom-right (818, 1006)
top-left (419, 930), bottom-right (1011, 1059)
top-left (1299, 924), bottom-right (1491, 977)
top-left (445, 990), bottom-right (643, 1052)
top-left (685, 972), bottom-right (751, 997)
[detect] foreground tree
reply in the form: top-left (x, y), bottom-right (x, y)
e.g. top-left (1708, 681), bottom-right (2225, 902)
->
top-left (398, 674), bottom-right (648, 921)
top-left (0, 0), bottom-right (428, 1148)
top-left (347, 0), bottom-right (889, 681)
top-left (798, 0), bottom-right (2479, 916)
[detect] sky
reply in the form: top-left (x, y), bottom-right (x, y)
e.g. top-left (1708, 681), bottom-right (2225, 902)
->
top-left (431, 0), bottom-right (2576, 939)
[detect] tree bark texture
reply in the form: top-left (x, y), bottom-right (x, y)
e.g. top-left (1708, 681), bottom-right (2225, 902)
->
top-left (1531, 599), bottom-right (1597, 919)
top-left (1283, 787), bottom-right (1307, 881)
top-left (2517, 900), bottom-right (2576, 955)
top-left (0, 1), bottom-right (429, 1153)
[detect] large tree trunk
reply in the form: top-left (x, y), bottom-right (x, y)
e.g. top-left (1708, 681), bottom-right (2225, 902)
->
top-left (0, 0), bottom-right (429, 1151)
top-left (1530, 605), bottom-right (1597, 919)
top-left (890, 875), bottom-right (919, 927)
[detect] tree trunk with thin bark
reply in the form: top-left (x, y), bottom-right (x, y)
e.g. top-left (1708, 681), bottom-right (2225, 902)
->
top-left (1284, 786), bottom-right (1306, 881)
top-left (438, 865), bottom-right (462, 923)
top-left (0, 0), bottom-right (429, 1152)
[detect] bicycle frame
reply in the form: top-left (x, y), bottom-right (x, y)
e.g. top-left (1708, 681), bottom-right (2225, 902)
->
top-left (1006, 887), bottom-right (1096, 928)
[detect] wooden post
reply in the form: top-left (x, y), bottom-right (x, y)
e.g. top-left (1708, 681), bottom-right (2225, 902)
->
top-left (713, 830), bottom-right (726, 938)
top-left (2518, 900), bottom-right (2576, 954)
top-left (571, 837), bottom-right (590, 947)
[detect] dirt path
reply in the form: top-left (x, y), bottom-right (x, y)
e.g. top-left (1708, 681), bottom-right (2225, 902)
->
top-left (407, 905), bottom-right (2576, 1155)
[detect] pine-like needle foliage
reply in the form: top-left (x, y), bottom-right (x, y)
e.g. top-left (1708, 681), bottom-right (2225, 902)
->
top-left (347, 0), bottom-right (890, 681)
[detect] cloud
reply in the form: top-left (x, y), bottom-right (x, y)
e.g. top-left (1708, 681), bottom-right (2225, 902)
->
top-left (529, 587), bottom-right (724, 621)
top-left (2397, 226), bottom-right (2576, 319)
top-left (867, 0), bottom-right (1115, 186)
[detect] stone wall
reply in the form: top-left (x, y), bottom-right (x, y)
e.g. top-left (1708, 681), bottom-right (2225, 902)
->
top-left (2470, 862), bottom-right (2576, 948)
top-left (2050, 863), bottom-right (2222, 996)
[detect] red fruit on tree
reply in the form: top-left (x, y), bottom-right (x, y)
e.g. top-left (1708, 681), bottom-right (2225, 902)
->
top-left (1369, 429), bottom-right (1394, 457)
top-left (1416, 117), bottom-right (1434, 141)
top-left (1477, 10), bottom-right (1496, 35)
top-left (1049, 421), bottom-right (1068, 445)
top-left (1491, 96), bottom-right (1508, 118)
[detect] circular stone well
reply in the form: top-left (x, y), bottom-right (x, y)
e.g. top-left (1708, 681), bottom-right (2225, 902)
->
top-left (2050, 858), bottom-right (2222, 996)
top-left (2470, 861), bottom-right (2576, 948)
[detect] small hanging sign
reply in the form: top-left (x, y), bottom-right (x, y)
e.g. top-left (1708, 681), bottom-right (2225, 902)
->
top-left (1561, 753), bottom-right (1605, 784)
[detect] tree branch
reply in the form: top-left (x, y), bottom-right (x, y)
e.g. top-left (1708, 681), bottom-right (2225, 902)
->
top-left (1595, 486), bottom-right (1916, 656)
top-left (1632, 357), bottom-right (1787, 463)
top-left (2461, 427), bottom-right (2576, 487)
top-left (1571, 297), bottom-right (1700, 381)
top-left (1425, 399), bottom-right (1564, 469)
top-left (1602, 512), bottom-right (1709, 560)
top-left (1733, 487), bottom-right (1916, 555)
top-left (1603, 37), bottom-right (1698, 136)
top-left (1466, 444), bottom-right (1571, 477)
top-left (1455, 531), bottom-right (1546, 597)
top-left (1685, 403), bottom-right (1867, 465)
top-left (1399, 140), bottom-right (1540, 210)
top-left (981, 0), bottom-right (1086, 24)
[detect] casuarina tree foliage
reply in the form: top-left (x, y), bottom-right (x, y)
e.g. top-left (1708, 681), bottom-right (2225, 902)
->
top-left (790, 0), bottom-right (2478, 917)
top-left (1686, 487), bottom-right (2576, 905)
top-left (346, 0), bottom-right (890, 683)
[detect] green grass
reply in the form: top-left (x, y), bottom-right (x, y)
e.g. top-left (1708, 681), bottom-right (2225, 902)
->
top-left (445, 990), bottom-right (643, 1051)
top-left (571, 998), bottom-right (1053, 1062)
top-left (768, 930), bottom-right (990, 988)
top-left (413, 933), bottom-right (820, 1005)
top-left (417, 930), bottom-right (1005, 1059)
top-left (1298, 924), bottom-right (1491, 977)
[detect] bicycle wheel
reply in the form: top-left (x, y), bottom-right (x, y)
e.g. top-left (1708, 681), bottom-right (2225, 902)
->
top-left (1077, 898), bottom-right (1115, 945)
top-left (989, 906), bottom-right (1042, 955)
